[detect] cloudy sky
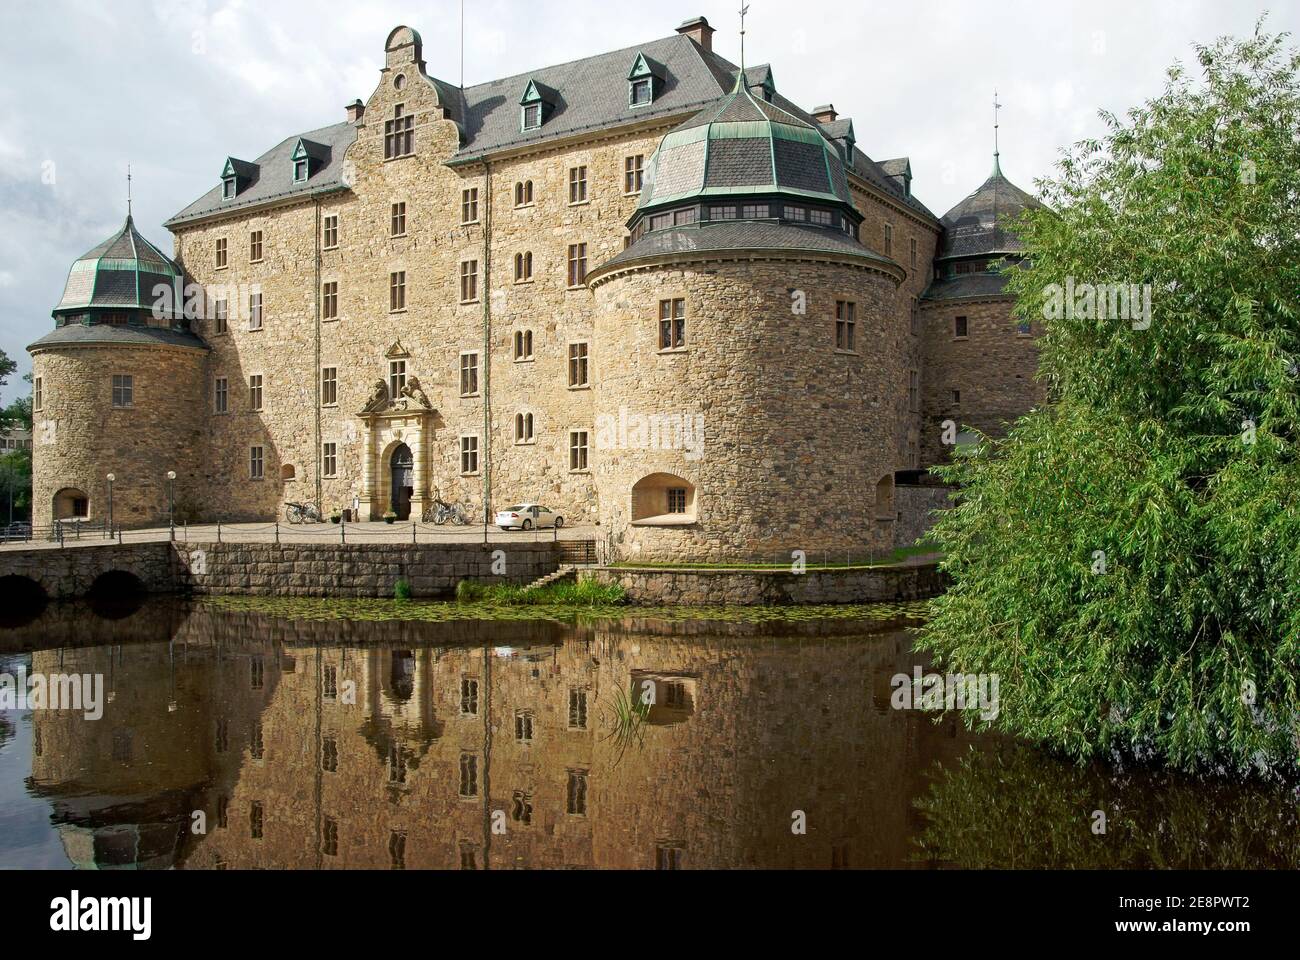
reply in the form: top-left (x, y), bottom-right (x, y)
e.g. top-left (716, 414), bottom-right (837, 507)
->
top-left (0, 0), bottom-right (1293, 403)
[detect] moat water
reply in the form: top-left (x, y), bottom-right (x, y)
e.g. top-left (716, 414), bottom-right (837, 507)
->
top-left (0, 597), bottom-right (1296, 870)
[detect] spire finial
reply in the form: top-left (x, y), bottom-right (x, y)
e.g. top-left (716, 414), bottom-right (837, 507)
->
top-left (739, 2), bottom-right (750, 71)
top-left (992, 90), bottom-right (1004, 177)
top-left (127, 163), bottom-right (133, 219)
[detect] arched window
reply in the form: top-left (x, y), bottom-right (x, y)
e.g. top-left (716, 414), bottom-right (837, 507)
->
top-left (631, 474), bottom-right (696, 524)
top-left (281, 464), bottom-right (296, 481)
top-left (53, 487), bottom-right (89, 520)
top-left (514, 412), bottom-right (534, 443)
top-left (875, 474), bottom-right (895, 519)
top-left (514, 251), bottom-right (532, 282)
top-left (513, 329), bottom-right (534, 361)
top-left (514, 180), bottom-right (534, 206)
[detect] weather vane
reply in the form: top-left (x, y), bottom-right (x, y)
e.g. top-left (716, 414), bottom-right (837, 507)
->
top-left (127, 163), bottom-right (133, 217)
top-left (740, 2), bottom-right (750, 70)
top-left (993, 90), bottom-right (1002, 159)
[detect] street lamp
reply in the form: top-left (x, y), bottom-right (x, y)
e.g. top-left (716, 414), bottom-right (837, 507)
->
top-left (106, 473), bottom-right (115, 534)
top-left (167, 470), bottom-right (176, 540)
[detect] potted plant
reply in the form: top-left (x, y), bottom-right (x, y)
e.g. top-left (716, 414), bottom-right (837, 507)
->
top-left (382, 509), bottom-right (397, 525)
top-left (330, 508), bottom-right (342, 524)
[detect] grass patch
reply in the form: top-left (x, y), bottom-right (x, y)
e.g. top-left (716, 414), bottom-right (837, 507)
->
top-left (197, 594), bottom-right (932, 625)
top-left (454, 578), bottom-right (626, 607)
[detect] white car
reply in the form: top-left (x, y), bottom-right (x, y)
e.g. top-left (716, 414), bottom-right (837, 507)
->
top-left (495, 503), bottom-right (564, 531)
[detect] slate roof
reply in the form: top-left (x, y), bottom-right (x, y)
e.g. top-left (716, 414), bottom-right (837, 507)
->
top-left (592, 219), bottom-right (898, 277)
top-left (29, 323), bottom-right (208, 352)
top-left (937, 159), bottom-right (1041, 260)
top-left (920, 272), bottom-right (1013, 302)
top-left (167, 30), bottom-right (940, 228)
top-left (54, 216), bottom-right (185, 317)
top-left (165, 121), bottom-right (358, 227)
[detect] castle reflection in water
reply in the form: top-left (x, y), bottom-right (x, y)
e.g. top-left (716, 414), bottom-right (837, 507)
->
top-left (9, 600), bottom-right (971, 870)
top-left (8, 601), bottom-right (1298, 870)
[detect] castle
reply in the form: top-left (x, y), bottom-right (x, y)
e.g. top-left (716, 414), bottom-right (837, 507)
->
top-left (29, 17), bottom-right (1042, 562)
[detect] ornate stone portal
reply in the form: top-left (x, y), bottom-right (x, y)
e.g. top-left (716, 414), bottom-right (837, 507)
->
top-left (357, 374), bottom-right (437, 521)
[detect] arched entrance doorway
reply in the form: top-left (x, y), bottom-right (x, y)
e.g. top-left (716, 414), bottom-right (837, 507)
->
top-left (390, 444), bottom-right (414, 519)
top-left (53, 487), bottom-right (90, 520)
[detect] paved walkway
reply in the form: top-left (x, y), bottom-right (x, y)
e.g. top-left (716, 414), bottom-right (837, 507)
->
top-left (0, 520), bottom-right (601, 552)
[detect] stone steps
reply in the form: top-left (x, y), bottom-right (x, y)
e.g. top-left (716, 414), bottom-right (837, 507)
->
top-left (522, 565), bottom-right (578, 591)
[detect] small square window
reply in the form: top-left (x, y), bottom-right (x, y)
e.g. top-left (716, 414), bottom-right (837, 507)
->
top-left (954, 315), bottom-right (969, 338)
top-left (568, 430), bottom-right (589, 471)
top-left (460, 436), bottom-right (480, 475)
top-left (630, 77), bottom-right (653, 106)
top-left (522, 103), bottom-right (542, 130)
top-left (568, 166), bottom-right (588, 204)
top-left (624, 155), bottom-right (644, 194)
top-left (111, 374), bottom-right (133, 408)
top-left (658, 299), bottom-right (685, 350)
top-left (293, 158), bottom-right (308, 183)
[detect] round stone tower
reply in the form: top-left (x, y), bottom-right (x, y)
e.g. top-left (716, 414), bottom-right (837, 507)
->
top-left (28, 215), bottom-right (208, 530)
top-left (586, 74), bottom-right (908, 563)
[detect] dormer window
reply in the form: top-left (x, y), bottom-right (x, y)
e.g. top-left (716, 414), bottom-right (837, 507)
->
top-left (519, 79), bottom-right (557, 132)
top-left (293, 159), bottom-right (308, 183)
top-left (627, 52), bottom-right (664, 109)
top-left (222, 177), bottom-right (236, 200)
top-left (290, 138), bottom-right (327, 183)
top-left (220, 157), bottom-right (257, 200)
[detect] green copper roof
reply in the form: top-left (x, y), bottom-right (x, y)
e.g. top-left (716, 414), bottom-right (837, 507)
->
top-left (636, 71), bottom-right (853, 213)
top-left (53, 215), bottom-right (184, 318)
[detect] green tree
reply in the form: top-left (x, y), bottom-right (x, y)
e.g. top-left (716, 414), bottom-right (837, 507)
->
top-left (0, 449), bottom-right (31, 524)
top-left (918, 22), bottom-right (1300, 777)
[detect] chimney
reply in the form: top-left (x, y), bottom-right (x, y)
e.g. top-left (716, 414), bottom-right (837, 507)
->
top-left (813, 104), bottom-right (837, 125)
top-left (676, 16), bottom-right (715, 52)
top-left (346, 99), bottom-right (365, 123)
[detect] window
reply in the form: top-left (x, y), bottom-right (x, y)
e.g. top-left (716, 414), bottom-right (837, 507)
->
top-left (650, 213), bottom-right (672, 231)
top-left (249, 230), bottom-right (263, 262)
top-left (390, 271), bottom-right (406, 311)
top-left (667, 488), bottom-right (687, 513)
top-left (249, 374), bottom-right (263, 411)
top-left (568, 165), bottom-right (588, 204)
top-left (910, 237), bottom-right (918, 270)
top-left (323, 666), bottom-right (337, 700)
top-left (567, 243), bottom-right (587, 287)
top-left (214, 298), bottom-right (228, 333)
top-left (293, 158), bottom-right (308, 183)
top-left (711, 205), bottom-right (737, 220)
top-left (522, 103), bottom-right (541, 130)
top-left (460, 260), bottom-right (478, 302)
top-left (513, 329), bottom-right (534, 360)
top-left (323, 443), bottom-right (338, 478)
top-left (568, 688), bottom-right (587, 729)
top-left (569, 430), bottom-right (589, 471)
top-left (785, 205), bottom-right (807, 221)
top-left (250, 446), bottom-right (264, 479)
top-left (390, 202), bottom-right (406, 237)
top-left (883, 223), bottom-right (893, 256)
top-left (951, 389), bottom-right (961, 405)
top-left (250, 722), bottom-right (264, 759)
top-left (215, 237), bottom-right (228, 269)
top-left (388, 745), bottom-right (407, 784)
top-left (459, 753), bottom-right (478, 797)
top-left (954, 315), bottom-right (969, 338)
top-left (461, 187), bottom-right (479, 224)
top-left (742, 203), bottom-right (770, 219)
top-left (460, 435), bottom-right (479, 475)
top-left (624, 155), bottom-right (644, 193)
top-left (388, 359), bottom-right (406, 396)
top-left (248, 291), bottom-right (263, 330)
top-left (835, 300), bottom-right (856, 351)
top-left (384, 103), bottom-right (414, 159)
top-left (460, 352), bottom-right (479, 396)
top-left (658, 299), bottom-right (685, 350)
top-left (630, 76), bottom-right (653, 106)
top-left (567, 342), bottom-right (589, 388)
top-left (250, 658), bottom-right (264, 689)
top-left (389, 831), bottom-right (406, 870)
top-left (322, 281), bottom-right (338, 320)
top-left (656, 846), bottom-right (682, 870)
top-left (809, 209), bottom-right (832, 226)
top-left (111, 374), bottom-right (133, 408)
top-left (460, 677), bottom-right (478, 716)
top-left (514, 251), bottom-right (532, 282)
top-left (514, 180), bottom-right (533, 206)
top-left (323, 817), bottom-right (338, 856)
top-left (323, 215), bottom-right (338, 249)
top-left (510, 791), bottom-right (533, 825)
top-left (214, 377), bottom-right (228, 414)
top-left (908, 370), bottom-right (919, 413)
top-left (674, 208), bottom-right (697, 225)
top-left (515, 711), bottom-right (535, 743)
top-left (1018, 320), bottom-right (1032, 336)
top-left (514, 412), bottom-right (534, 443)
top-left (249, 802), bottom-right (264, 840)
top-left (222, 177), bottom-right (236, 200)
top-left (566, 771), bottom-right (588, 814)
top-left (321, 367), bottom-right (337, 406)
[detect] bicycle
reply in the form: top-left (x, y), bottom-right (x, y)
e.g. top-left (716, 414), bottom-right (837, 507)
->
top-left (423, 497), bottom-right (469, 525)
top-left (284, 501), bottom-right (322, 524)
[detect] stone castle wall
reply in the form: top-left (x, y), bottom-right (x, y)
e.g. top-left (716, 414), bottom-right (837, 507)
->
top-left (29, 344), bottom-right (206, 527)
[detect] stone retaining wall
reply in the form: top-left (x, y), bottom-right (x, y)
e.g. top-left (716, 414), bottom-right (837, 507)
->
top-left (895, 484), bottom-right (954, 547)
top-left (176, 541), bottom-right (560, 598)
top-left (586, 561), bottom-right (947, 606)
